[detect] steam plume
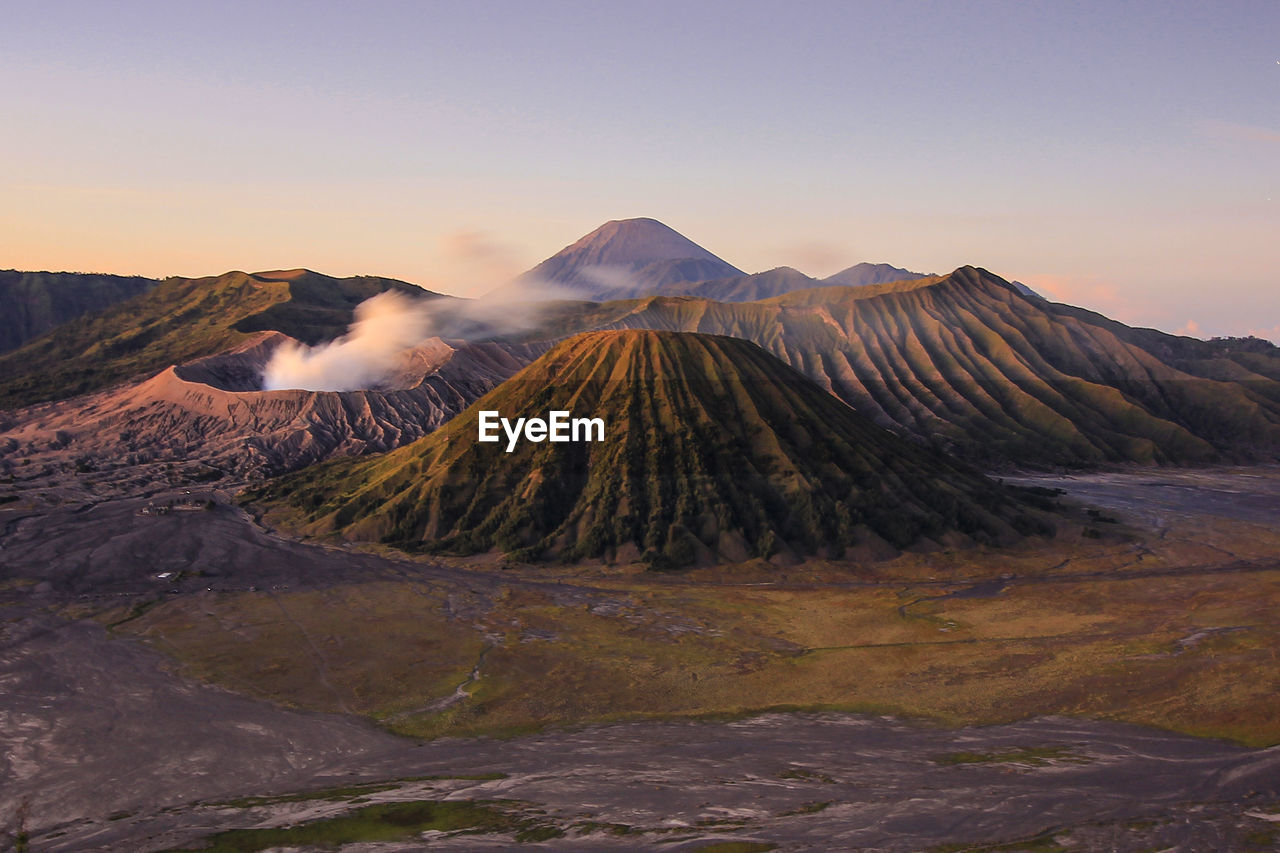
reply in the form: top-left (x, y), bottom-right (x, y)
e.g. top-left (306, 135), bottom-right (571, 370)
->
top-left (261, 282), bottom-right (582, 392)
top-left (262, 291), bottom-right (432, 391)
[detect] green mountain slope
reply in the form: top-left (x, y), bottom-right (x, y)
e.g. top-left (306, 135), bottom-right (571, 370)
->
top-left (0, 269), bottom-right (438, 410)
top-left (0, 269), bottom-right (158, 353)
top-left (525, 269), bottom-right (1280, 467)
top-left (251, 330), bottom-right (1048, 566)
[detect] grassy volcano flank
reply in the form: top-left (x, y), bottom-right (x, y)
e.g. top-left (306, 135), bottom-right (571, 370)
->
top-left (252, 330), bottom-right (1050, 566)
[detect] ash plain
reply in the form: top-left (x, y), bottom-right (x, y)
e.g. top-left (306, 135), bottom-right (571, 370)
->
top-left (2, 469), bottom-right (1280, 851)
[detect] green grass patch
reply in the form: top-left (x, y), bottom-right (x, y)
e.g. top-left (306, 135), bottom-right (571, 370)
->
top-left (163, 799), bottom-right (561, 852)
top-left (1245, 826), bottom-right (1279, 851)
top-left (572, 820), bottom-right (644, 837)
top-left (104, 599), bottom-right (161, 630)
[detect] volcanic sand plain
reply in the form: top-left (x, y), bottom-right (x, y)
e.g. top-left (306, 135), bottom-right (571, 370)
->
top-left (2, 468), bottom-right (1280, 850)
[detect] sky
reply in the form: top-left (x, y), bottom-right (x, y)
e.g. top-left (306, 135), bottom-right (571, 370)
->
top-left (1, 0), bottom-right (1277, 340)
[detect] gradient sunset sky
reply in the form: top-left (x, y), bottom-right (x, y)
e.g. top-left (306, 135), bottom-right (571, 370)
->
top-left (3, 0), bottom-right (1277, 340)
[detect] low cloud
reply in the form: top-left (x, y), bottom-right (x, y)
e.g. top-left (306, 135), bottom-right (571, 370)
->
top-left (1019, 273), bottom-right (1141, 322)
top-left (435, 228), bottom-right (529, 297)
top-left (778, 240), bottom-right (851, 277)
top-left (1247, 325), bottom-right (1280, 345)
top-left (1175, 319), bottom-right (1203, 339)
top-left (439, 229), bottom-right (520, 266)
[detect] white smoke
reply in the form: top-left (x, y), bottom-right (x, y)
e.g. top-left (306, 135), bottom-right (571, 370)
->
top-left (261, 283), bottom-right (586, 392)
top-left (262, 291), bottom-right (433, 391)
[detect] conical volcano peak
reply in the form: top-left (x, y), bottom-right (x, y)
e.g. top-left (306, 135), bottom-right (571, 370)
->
top-left (253, 329), bottom-right (1050, 567)
top-left (517, 219), bottom-right (743, 300)
top-left (560, 218), bottom-right (733, 267)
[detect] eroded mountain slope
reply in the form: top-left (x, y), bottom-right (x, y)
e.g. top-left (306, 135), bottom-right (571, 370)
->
top-left (528, 268), bottom-right (1280, 467)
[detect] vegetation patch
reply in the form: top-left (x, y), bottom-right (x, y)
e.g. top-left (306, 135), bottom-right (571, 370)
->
top-left (1245, 825), bottom-right (1279, 851)
top-left (163, 799), bottom-right (561, 852)
top-left (103, 598), bottom-right (161, 630)
top-left (115, 553), bottom-right (1280, 747)
top-left (781, 800), bottom-right (832, 816)
top-left (572, 820), bottom-right (645, 837)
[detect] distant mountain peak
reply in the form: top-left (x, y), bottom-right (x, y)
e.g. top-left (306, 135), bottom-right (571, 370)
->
top-left (822, 262), bottom-right (928, 288)
top-left (516, 218), bottom-right (743, 300)
top-left (564, 217), bottom-right (727, 261)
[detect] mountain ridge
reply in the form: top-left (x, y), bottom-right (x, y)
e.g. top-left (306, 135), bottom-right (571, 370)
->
top-left (514, 218), bottom-right (928, 303)
top-left (522, 267), bottom-right (1280, 467)
top-left (0, 269), bottom-right (159, 353)
top-left (0, 269), bottom-right (442, 410)
top-left (822, 262), bottom-right (928, 288)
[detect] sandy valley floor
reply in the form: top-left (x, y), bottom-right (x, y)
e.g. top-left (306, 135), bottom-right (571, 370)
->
top-left (2, 468), bottom-right (1279, 851)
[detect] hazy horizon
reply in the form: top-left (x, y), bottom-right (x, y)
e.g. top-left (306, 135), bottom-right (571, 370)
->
top-left (2, 0), bottom-right (1277, 341)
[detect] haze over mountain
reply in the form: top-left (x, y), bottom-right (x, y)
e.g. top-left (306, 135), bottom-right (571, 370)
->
top-left (647, 262), bottom-right (930, 303)
top-left (252, 330), bottom-right (1049, 566)
top-left (512, 218), bottom-right (925, 303)
top-left (0, 269), bottom-right (158, 353)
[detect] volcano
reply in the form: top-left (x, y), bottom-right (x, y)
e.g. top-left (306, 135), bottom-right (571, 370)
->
top-left (515, 218), bottom-right (743, 300)
top-left (0, 332), bottom-right (543, 497)
top-left (252, 330), bottom-right (1049, 566)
